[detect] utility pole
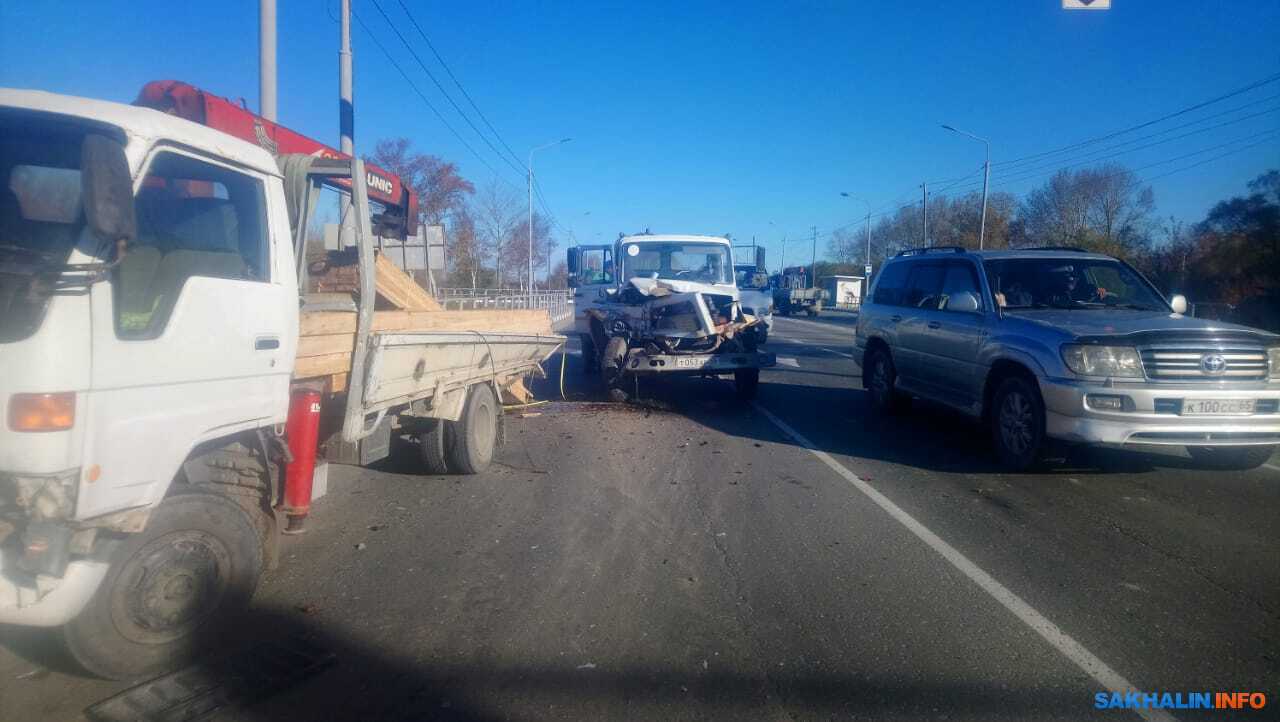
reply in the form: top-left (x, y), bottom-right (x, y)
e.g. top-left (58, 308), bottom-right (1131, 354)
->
top-left (920, 182), bottom-right (928, 247)
top-left (780, 234), bottom-right (787, 271)
top-left (259, 0), bottom-right (277, 121)
top-left (339, 0), bottom-right (353, 155)
top-left (527, 138), bottom-right (571, 300)
top-left (942, 124), bottom-right (990, 249)
top-left (810, 225), bottom-right (818, 290)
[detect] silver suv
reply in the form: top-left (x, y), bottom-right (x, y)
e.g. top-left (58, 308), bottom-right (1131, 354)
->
top-left (855, 247), bottom-right (1280, 471)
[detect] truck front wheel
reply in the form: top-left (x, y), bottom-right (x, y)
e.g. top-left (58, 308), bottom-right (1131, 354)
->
top-left (63, 492), bottom-right (263, 680)
top-left (601, 337), bottom-right (630, 402)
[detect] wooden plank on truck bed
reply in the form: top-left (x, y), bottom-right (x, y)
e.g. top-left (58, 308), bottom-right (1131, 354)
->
top-left (375, 253), bottom-right (441, 311)
top-left (299, 309), bottom-right (553, 337)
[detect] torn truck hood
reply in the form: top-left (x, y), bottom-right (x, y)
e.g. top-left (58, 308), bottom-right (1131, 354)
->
top-left (591, 281), bottom-right (760, 343)
top-left (627, 277), bottom-right (739, 298)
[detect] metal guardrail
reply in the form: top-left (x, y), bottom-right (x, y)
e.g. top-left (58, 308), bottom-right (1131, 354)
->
top-left (438, 288), bottom-right (573, 329)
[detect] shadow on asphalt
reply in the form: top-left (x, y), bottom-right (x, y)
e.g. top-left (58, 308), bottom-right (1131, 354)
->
top-left (59, 606), bottom-right (1090, 721)
top-left (532, 340), bottom-right (1226, 478)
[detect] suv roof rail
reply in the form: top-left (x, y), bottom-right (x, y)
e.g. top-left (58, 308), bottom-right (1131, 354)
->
top-left (894, 246), bottom-right (967, 257)
top-left (1026, 246), bottom-right (1091, 253)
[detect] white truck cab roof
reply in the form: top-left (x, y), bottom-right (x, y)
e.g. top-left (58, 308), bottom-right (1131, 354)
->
top-left (619, 234), bottom-right (731, 245)
top-left (0, 87), bottom-right (282, 178)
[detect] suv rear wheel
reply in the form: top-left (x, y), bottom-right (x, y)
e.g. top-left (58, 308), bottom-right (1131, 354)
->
top-left (1185, 445), bottom-right (1276, 471)
top-left (865, 347), bottom-right (906, 414)
top-left (990, 376), bottom-right (1046, 472)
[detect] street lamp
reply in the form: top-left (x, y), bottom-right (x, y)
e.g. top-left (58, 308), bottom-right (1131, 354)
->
top-left (528, 137), bottom-right (571, 298)
top-left (768, 220), bottom-right (787, 271)
top-left (941, 124), bottom-right (990, 249)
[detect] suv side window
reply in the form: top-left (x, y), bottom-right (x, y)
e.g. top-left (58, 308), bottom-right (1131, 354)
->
top-left (115, 151), bottom-right (269, 338)
top-left (872, 261), bottom-right (910, 305)
top-left (903, 263), bottom-right (945, 309)
top-left (939, 261), bottom-right (984, 312)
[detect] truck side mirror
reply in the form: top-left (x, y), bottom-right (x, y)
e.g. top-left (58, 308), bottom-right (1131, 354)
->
top-left (81, 134), bottom-right (136, 252)
top-left (567, 247), bottom-right (581, 275)
top-left (1169, 294), bottom-right (1188, 315)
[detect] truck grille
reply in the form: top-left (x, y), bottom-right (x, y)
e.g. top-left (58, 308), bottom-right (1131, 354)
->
top-left (1139, 345), bottom-right (1269, 382)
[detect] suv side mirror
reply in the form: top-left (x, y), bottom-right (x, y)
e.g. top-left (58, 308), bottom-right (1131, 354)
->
top-left (1169, 294), bottom-right (1188, 315)
top-left (81, 134), bottom-right (136, 250)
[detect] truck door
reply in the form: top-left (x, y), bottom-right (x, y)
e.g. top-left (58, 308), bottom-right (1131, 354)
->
top-left (79, 147), bottom-right (295, 518)
top-left (569, 244), bottom-right (614, 335)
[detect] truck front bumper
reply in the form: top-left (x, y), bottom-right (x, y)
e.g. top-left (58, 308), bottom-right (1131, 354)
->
top-left (0, 550), bottom-right (109, 627)
top-left (1038, 377), bottom-right (1280, 447)
top-left (625, 350), bottom-right (776, 376)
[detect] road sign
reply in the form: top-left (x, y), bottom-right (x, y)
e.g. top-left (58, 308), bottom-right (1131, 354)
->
top-left (1063, 0), bottom-right (1110, 9)
top-left (865, 264), bottom-right (874, 277)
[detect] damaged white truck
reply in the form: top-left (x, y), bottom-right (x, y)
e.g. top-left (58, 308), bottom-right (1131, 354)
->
top-left (567, 234), bottom-right (775, 401)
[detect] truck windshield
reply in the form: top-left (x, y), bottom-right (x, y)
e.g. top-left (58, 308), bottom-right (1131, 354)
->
top-left (0, 111), bottom-right (90, 342)
top-left (621, 241), bottom-right (731, 285)
top-left (984, 257), bottom-right (1168, 311)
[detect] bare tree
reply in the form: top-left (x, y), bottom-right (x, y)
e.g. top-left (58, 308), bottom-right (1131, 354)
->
top-left (471, 179), bottom-right (522, 288)
top-left (1019, 164), bottom-right (1154, 256)
top-left (368, 138), bottom-right (475, 227)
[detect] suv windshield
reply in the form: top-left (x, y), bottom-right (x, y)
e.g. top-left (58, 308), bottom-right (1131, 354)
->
top-left (620, 241), bottom-right (731, 285)
top-left (1, 110), bottom-right (91, 342)
top-left (984, 256), bottom-right (1168, 311)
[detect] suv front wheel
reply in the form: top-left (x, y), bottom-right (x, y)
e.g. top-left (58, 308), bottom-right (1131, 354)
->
top-left (990, 376), bottom-right (1046, 472)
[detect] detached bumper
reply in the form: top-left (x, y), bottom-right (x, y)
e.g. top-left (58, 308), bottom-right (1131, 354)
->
top-left (0, 551), bottom-right (109, 627)
top-left (1038, 377), bottom-right (1280, 446)
top-left (626, 350), bottom-right (776, 375)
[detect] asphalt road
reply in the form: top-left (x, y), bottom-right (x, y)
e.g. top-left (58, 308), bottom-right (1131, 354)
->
top-left (3, 313), bottom-right (1277, 721)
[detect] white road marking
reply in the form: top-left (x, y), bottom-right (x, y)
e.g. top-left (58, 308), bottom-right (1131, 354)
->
top-left (774, 315), bottom-right (857, 334)
top-left (751, 402), bottom-right (1176, 722)
top-left (767, 336), bottom-right (854, 359)
top-left (777, 357), bottom-right (800, 367)
top-left (1264, 463), bottom-right (1280, 474)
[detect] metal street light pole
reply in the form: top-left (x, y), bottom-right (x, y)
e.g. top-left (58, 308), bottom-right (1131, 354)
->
top-left (941, 124), bottom-right (990, 249)
top-left (528, 138), bottom-right (571, 300)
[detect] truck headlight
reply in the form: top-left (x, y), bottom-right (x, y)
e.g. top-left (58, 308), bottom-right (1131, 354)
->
top-left (1269, 347), bottom-right (1280, 380)
top-left (1061, 345), bottom-right (1143, 378)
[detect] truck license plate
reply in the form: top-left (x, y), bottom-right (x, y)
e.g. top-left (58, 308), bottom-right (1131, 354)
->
top-left (1181, 399), bottom-right (1255, 415)
top-left (676, 357), bottom-right (706, 369)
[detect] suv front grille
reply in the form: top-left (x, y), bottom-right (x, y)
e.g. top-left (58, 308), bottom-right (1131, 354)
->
top-left (1139, 345), bottom-right (1269, 382)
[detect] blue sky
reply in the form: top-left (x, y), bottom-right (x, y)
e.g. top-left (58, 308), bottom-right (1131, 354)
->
top-left (3, 1), bottom-right (1278, 265)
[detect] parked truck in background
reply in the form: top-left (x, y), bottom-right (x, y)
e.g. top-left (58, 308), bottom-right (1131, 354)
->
top-left (0, 86), bottom-right (561, 680)
top-left (567, 234), bottom-right (774, 400)
top-left (772, 266), bottom-right (828, 317)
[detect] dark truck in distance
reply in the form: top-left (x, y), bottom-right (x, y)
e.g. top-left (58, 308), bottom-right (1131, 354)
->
top-left (855, 247), bottom-right (1280, 471)
top-left (772, 266), bottom-right (829, 317)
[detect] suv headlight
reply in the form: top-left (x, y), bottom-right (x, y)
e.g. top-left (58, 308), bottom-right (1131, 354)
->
top-left (1269, 347), bottom-right (1280, 380)
top-left (1061, 344), bottom-right (1143, 378)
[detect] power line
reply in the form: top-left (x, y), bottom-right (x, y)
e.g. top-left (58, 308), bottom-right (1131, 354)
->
top-left (992, 71), bottom-right (1280, 169)
top-left (394, 0), bottom-right (528, 173)
top-left (938, 110), bottom-right (1280, 198)
top-left (351, 9), bottom-right (518, 186)
top-left (368, 0), bottom-right (527, 180)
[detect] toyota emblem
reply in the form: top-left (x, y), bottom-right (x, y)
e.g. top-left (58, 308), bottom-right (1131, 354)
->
top-left (1200, 353), bottom-right (1227, 374)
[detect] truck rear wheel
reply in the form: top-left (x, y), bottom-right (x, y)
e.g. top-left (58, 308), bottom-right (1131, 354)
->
top-left (445, 384), bottom-right (499, 474)
top-left (420, 419), bottom-right (449, 474)
top-left (63, 492), bottom-right (263, 680)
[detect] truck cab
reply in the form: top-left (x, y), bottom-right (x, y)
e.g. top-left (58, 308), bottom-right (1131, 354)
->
top-left (566, 234), bottom-right (774, 399)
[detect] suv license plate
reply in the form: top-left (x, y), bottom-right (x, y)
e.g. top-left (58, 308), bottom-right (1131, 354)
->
top-left (1182, 399), bottom-right (1255, 415)
top-left (676, 357), bottom-right (707, 369)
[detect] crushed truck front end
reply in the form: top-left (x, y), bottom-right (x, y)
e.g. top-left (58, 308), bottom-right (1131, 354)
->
top-left (584, 235), bottom-right (775, 400)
